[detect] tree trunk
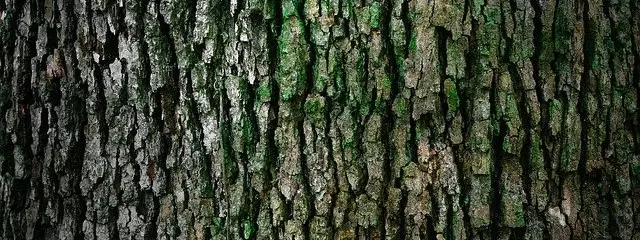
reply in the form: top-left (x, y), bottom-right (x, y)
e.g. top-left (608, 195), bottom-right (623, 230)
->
top-left (1, 0), bottom-right (639, 239)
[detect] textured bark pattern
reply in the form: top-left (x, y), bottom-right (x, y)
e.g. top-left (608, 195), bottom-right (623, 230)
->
top-left (1, 0), bottom-right (639, 239)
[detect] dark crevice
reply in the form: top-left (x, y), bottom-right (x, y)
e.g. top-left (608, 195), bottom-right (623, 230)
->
top-left (156, 7), bottom-right (181, 136)
top-left (577, 0), bottom-right (594, 231)
top-left (186, 0), bottom-right (198, 41)
top-left (425, 215), bottom-right (437, 239)
top-left (489, 69), bottom-right (506, 240)
top-left (219, 76), bottom-right (240, 238)
top-left (379, 82), bottom-right (395, 240)
top-left (428, 186), bottom-right (440, 239)
top-left (445, 191), bottom-right (455, 239)
top-left (184, 61), bottom-right (215, 204)
top-left (380, 0), bottom-right (400, 96)
top-left (501, 0), bottom-right (534, 233)
top-left (296, 0), bottom-right (318, 238)
top-left (264, 0), bottom-right (281, 237)
top-left (458, 14), bottom-right (480, 240)
top-left (297, 117), bottom-right (315, 240)
top-left (237, 59), bottom-right (260, 240)
top-left (379, 0), bottom-right (402, 238)
top-left (92, 64), bottom-right (110, 156)
top-left (324, 97), bottom-right (339, 236)
top-left (266, 0), bottom-right (283, 238)
top-left (0, 0), bottom-right (18, 194)
top-left (396, 169), bottom-right (408, 239)
top-left (529, 0), bottom-right (554, 212)
top-left (400, 0), bottom-right (412, 58)
top-left (436, 26), bottom-right (452, 133)
top-left (632, 0), bottom-right (640, 154)
top-left (140, 190), bottom-right (159, 240)
top-left (6, 5), bottom-right (38, 238)
top-left (549, 0), bottom-right (569, 219)
top-left (602, 0), bottom-right (624, 238)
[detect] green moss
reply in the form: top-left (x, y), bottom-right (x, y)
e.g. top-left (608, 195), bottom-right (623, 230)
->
top-left (530, 133), bottom-right (542, 170)
top-left (264, 0), bottom-right (275, 19)
top-left (242, 119), bottom-right (255, 152)
top-left (374, 99), bottom-right (387, 113)
top-left (632, 164), bottom-right (640, 176)
top-left (243, 220), bottom-right (255, 239)
top-left (211, 217), bottom-right (224, 235)
top-left (199, 180), bottom-right (213, 198)
top-left (382, 76), bottom-right (392, 92)
top-left (281, 88), bottom-right (294, 101)
top-left (502, 136), bottom-right (512, 154)
top-left (408, 32), bottom-right (417, 53)
top-left (472, 0), bottom-right (484, 17)
top-left (548, 98), bottom-right (562, 134)
top-left (485, 6), bottom-right (501, 25)
top-left (549, 98), bottom-right (561, 114)
top-left (444, 79), bottom-right (459, 113)
top-left (277, 17), bottom-right (308, 102)
top-left (304, 97), bottom-right (325, 124)
top-left (510, 202), bottom-right (526, 227)
top-left (315, 69), bottom-right (328, 92)
top-left (505, 94), bottom-right (519, 121)
top-left (282, 0), bottom-right (297, 17)
top-left (257, 81), bottom-right (271, 102)
top-left (590, 51), bottom-right (604, 72)
top-left (393, 97), bottom-right (408, 116)
top-left (369, 2), bottom-right (381, 29)
top-left (358, 101), bottom-right (371, 117)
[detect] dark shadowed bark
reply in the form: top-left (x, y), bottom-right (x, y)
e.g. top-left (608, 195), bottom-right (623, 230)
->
top-left (1, 0), bottom-right (639, 239)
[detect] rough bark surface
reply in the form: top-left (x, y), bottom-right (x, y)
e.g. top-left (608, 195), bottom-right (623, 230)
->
top-left (1, 0), bottom-right (639, 239)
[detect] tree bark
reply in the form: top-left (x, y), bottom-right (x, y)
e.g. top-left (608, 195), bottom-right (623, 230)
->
top-left (1, 0), bottom-right (639, 239)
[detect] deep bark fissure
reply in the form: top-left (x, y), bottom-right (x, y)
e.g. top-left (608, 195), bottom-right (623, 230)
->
top-left (489, 69), bottom-right (507, 240)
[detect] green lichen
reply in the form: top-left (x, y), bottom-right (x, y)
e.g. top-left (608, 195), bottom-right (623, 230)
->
top-left (264, 0), bottom-right (275, 19)
top-left (242, 119), bottom-right (255, 152)
top-left (315, 69), bottom-right (328, 92)
top-left (374, 98), bottom-right (387, 113)
top-left (393, 97), bottom-right (408, 116)
top-left (282, 0), bottom-right (298, 17)
top-left (408, 32), bottom-right (417, 53)
top-left (211, 217), bottom-right (225, 235)
top-left (304, 97), bottom-right (325, 124)
top-left (358, 101), bottom-right (371, 118)
top-left (444, 79), bottom-right (459, 113)
top-left (395, 54), bottom-right (405, 79)
top-left (503, 199), bottom-right (525, 227)
top-left (505, 94), bottom-right (519, 121)
top-left (382, 76), bottom-right (392, 93)
top-left (243, 220), bottom-right (255, 239)
top-left (281, 88), bottom-right (294, 101)
top-left (548, 98), bottom-right (562, 135)
top-left (632, 164), bottom-right (640, 176)
top-left (199, 178), bottom-right (213, 198)
top-left (369, 2), bottom-right (381, 29)
top-left (277, 17), bottom-right (308, 102)
top-left (502, 136), bottom-right (512, 154)
top-left (548, 98), bottom-right (561, 115)
top-left (472, 152), bottom-right (491, 175)
top-left (530, 133), bottom-right (543, 171)
top-left (257, 81), bottom-right (271, 102)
